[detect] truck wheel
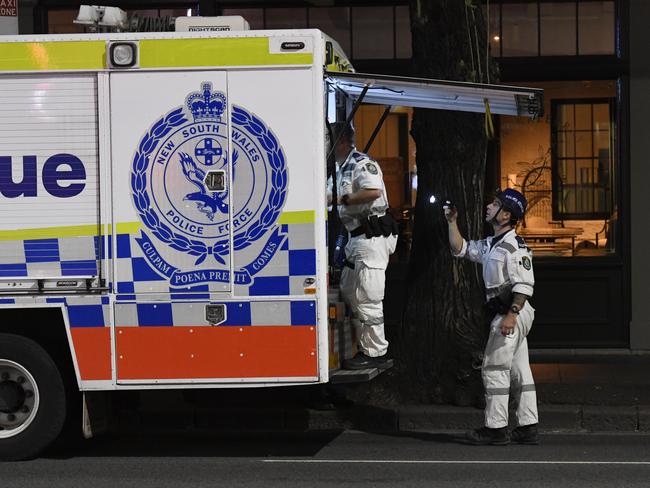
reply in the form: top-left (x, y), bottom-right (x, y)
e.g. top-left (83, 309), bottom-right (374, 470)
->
top-left (0, 334), bottom-right (67, 461)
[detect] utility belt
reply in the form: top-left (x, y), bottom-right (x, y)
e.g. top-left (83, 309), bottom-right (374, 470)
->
top-left (485, 290), bottom-right (513, 317)
top-left (350, 213), bottom-right (399, 239)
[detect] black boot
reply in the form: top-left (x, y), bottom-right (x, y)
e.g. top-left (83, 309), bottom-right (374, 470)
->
top-left (511, 424), bottom-right (539, 445)
top-left (342, 352), bottom-right (388, 370)
top-left (466, 426), bottom-right (510, 446)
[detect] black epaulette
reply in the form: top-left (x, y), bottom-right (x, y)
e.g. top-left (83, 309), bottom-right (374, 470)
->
top-left (352, 151), bottom-right (366, 162)
top-left (515, 235), bottom-right (528, 249)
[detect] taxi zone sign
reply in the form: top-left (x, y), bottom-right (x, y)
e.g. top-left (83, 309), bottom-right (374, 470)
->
top-left (0, 0), bottom-right (17, 17)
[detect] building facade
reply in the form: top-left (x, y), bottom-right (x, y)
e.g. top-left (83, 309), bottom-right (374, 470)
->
top-left (15, 0), bottom-right (649, 350)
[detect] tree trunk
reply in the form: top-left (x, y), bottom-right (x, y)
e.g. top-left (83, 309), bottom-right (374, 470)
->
top-left (397, 0), bottom-right (496, 404)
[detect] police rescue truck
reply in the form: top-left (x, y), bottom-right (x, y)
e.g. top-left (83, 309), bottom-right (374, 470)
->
top-left (0, 15), bottom-right (543, 460)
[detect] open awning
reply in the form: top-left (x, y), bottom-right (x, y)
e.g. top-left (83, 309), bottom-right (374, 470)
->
top-left (325, 71), bottom-right (544, 118)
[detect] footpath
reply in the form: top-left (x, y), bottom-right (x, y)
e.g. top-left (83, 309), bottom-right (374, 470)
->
top-left (397, 351), bottom-right (650, 433)
top-left (115, 350), bottom-right (650, 435)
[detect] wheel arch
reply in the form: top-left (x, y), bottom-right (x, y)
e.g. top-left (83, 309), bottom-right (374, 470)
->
top-left (0, 305), bottom-right (79, 390)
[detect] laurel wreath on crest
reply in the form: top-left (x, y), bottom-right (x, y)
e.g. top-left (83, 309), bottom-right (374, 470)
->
top-left (131, 105), bottom-right (287, 265)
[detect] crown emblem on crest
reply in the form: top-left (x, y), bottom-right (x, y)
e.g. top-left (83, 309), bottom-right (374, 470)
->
top-left (186, 83), bottom-right (226, 121)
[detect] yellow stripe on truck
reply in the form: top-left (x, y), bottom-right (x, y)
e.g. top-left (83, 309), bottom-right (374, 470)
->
top-left (139, 38), bottom-right (312, 68)
top-left (114, 210), bottom-right (316, 231)
top-left (0, 211), bottom-right (314, 241)
top-left (115, 222), bottom-right (142, 234)
top-left (277, 210), bottom-right (315, 225)
top-left (0, 224), bottom-right (101, 241)
top-left (0, 41), bottom-right (105, 71)
top-left (0, 37), bottom-right (312, 71)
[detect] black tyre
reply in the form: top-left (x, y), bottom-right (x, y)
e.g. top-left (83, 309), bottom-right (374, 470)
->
top-left (0, 333), bottom-right (67, 461)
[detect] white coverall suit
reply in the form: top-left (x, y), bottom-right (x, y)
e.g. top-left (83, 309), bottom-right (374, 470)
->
top-left (455, 229), bottom-right (538, 429)
top-left (336, 149), bottom-right (397, 357)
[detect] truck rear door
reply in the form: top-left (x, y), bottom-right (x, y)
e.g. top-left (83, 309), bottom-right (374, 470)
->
top-left (325, 71), bottom-right (543, 118)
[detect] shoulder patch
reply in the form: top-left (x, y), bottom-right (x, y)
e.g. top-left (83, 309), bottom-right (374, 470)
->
top-left (365, 162), bottom-right (378, 175)
top-left (521, 255), bottom-right (532, 270)
top-left (515, 235), bottom-right (528, 249)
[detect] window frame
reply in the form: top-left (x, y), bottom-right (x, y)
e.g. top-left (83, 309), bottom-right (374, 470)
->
top-left (484, 0), bottom-right (617, 58)
top-left (550, 96), bottom-right (616, 221)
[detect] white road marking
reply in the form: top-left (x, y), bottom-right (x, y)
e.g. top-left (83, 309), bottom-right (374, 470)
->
top-left (263, 459), bottom-right (650, 465)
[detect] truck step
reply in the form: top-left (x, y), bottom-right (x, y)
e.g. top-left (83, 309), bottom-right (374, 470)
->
top-left (328, 359), bottom-right (394, 384)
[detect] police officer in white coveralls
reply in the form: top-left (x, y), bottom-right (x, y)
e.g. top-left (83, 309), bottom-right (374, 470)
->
top-left (445, 188), bottom-right (539, 445)
top-left (328, 123), bottom-right (398, 370)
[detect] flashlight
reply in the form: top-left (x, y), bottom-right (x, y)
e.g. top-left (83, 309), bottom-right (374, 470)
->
top-left (442, 199), bottom-right (455, 210)
top-left (429, 194), bottom-right (455, 209)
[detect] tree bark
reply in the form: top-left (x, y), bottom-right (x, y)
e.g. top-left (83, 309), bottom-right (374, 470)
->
top-left (397, 0), bottom-right (496, 404)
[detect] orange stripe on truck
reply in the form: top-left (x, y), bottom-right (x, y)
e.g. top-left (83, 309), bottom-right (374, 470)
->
top-left (116, 326), bottom-right (318, 380)
top-left (71, 328), bottom-right (112, 381)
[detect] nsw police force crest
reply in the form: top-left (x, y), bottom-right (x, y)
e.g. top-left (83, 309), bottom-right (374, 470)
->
top-left (130, 82), bottom-right (288, 287)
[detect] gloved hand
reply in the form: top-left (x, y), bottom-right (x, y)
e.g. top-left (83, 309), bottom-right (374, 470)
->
top-left (443, 200), bottom-right (457, 223)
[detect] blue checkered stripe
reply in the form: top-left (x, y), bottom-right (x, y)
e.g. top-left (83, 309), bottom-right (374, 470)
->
top-left (0, 295), bottom-right (110, 328)
top-left (234, 222), bottom-right (317, 297)
top-left (115, 222), bottom-right (317, 296)
top-left (0, 236), bottom-right (100, 278)
top-left (0, 295), bottom-right (314, 328)
top-left (115, 300), bottom-right (316, 327)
